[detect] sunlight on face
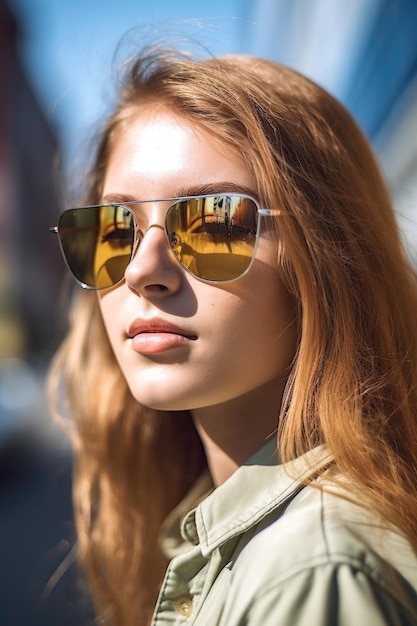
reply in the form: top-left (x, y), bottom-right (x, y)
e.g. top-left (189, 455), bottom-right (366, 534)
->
top-left (97, 107), bottom-right (297, 415)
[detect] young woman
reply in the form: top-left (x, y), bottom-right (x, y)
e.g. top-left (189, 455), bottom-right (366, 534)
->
top-left (49, 46), bottom-right (417, 626)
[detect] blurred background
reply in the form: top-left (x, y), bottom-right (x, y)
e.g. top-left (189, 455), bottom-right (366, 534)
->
top-left (1, 0), bottom-right (417, 623)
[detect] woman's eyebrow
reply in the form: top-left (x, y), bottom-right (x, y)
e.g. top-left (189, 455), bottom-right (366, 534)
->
top-left (101, 183), bottom-right (259, 205)
top-left (100, 193), bottom-right (138, 204)
top-left (175, 182), bottom-right (259, 199)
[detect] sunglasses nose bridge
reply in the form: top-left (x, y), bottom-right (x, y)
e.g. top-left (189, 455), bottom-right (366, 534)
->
top-left (133, 199), bottom-right (172, 228)
top-left (130, 199), bottom-right (177, 254)
top-left (127, 199), bottom-right (173, 252)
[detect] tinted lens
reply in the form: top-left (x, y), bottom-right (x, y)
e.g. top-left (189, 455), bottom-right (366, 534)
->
top-left (57, 205), bottom-right (134, 289)
top-left (165, 195), bottom-right (258, 281)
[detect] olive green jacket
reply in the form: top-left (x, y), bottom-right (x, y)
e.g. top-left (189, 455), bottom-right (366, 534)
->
top-left (153, 440), bottom-right (417, 625)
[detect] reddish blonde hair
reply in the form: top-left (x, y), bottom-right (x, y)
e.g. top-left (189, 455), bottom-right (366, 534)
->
top-left (49, 47), bottom-right (417, 625)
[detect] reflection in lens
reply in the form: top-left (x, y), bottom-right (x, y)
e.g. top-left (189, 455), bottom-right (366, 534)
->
top-left (58, 205), bottom-right (134, 288)
top-left (166, 195), bottom-right (257, 281)
top-left (94, 206), bottom-right (134, 288)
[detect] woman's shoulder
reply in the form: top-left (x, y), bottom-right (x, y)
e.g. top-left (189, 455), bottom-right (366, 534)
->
top-left (187, 442), bottom-right (416, 590)
top-left (225, 478), bottom-right (417, 621)
top-left (219, 480), bottom-right (417, 625)
top-left (241, 480), bottom-right (416, 573)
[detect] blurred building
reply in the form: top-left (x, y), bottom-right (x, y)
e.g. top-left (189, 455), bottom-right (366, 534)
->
top-left (246, 0), bottom-right (417, 258)
top-left (0, 0), bottom-right (64, 364)
top-left (1, 4), bottom-right (94, 625)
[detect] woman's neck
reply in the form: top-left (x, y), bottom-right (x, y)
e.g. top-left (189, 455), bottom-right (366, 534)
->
top-left (192, 377), bottom-right (285, 486)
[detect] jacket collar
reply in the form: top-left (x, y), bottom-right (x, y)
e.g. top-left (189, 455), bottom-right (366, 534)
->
top-left (181, 441), bottom-right (333, 557)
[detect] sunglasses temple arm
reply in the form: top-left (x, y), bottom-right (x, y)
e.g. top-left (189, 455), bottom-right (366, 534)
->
top-left (258, 209), bottom-right (284, 217)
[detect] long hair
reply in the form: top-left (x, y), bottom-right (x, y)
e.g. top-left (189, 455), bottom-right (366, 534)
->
top-left (49, 47), bottom-right (417, 625)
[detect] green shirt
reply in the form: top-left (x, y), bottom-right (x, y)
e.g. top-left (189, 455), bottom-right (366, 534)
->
top-left (154, 440), bottom-right (417, 625)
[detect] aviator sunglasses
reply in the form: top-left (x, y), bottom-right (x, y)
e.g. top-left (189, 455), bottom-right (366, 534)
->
top-left (50, 193), bottom-right (280, 289)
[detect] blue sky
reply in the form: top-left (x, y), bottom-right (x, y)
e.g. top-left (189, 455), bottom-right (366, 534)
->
top-left (11, 0), bottom-right (417, 174)
top-left (10, 0), bottom-right (247, 159)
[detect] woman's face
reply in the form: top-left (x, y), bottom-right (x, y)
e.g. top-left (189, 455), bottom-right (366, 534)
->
top-left (98, 107), bottom-right (297, 412)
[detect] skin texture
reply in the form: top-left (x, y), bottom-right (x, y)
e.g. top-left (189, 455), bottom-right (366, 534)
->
top-left (97, 106), bottom-right (297, 484)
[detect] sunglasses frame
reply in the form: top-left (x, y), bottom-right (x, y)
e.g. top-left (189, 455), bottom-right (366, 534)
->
top-left (50, 193), bottom-right (282, 289)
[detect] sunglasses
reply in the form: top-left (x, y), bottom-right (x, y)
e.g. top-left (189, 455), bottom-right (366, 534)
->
top-left (50, 193), bottom-right (280, 289)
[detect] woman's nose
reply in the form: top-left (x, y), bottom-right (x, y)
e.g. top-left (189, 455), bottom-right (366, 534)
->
top-left (124, 224), bottom-right (183, 296)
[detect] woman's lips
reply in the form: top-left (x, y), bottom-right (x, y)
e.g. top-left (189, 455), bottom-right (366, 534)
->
top-left (128, 320), bottom-right (197, 355)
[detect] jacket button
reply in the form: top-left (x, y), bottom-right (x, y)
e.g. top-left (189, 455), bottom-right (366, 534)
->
top-left (175, 596), bottom-right (194, 617)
